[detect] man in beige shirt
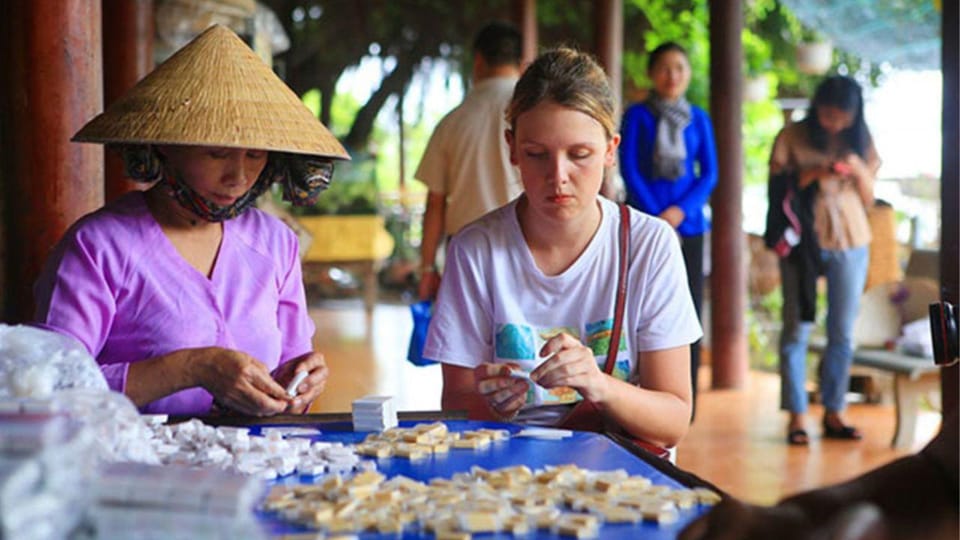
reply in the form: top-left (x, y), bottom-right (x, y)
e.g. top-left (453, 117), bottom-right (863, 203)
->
top-left (415, 21), bottom-right (523, 300)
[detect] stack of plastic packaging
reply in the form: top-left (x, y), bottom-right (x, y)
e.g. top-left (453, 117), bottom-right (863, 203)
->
top-left (351, 395), bottom-right (398, 432)
top-left (0, 410), bottom-right (97, 540)
top-left (0, 324), bottom-right (268, 539)
top-left (90, 462), bottom-right (266, 540)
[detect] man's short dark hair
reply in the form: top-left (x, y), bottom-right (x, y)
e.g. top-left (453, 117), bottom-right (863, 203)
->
top-left (472, 21), bottom-right (522, 67)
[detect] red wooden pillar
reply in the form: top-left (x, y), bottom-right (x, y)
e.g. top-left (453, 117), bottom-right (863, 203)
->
top-left (102, 0), bottom-right (154, 202)
top-left (939, 0), bottom-right (959, 416)
top-left (2, 0), bottom-right (104, 322)
top-left (512, 0), bottom-right (537, 69)
top-left (593, 0), bottom-right (623, 114)
top-left (708, 1), bottom-right (748, 388)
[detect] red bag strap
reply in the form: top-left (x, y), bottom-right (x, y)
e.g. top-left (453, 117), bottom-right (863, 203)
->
top-left (602, 203), bottom-right (630, 375)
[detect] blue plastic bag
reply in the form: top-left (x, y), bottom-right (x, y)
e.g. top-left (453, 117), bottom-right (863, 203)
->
top-left (406, 300), bottom-right (437, 366)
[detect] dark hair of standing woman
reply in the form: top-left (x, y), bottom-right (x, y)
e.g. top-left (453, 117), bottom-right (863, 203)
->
top-left (805, 75), bottom-right (871, 158)
top-left (647, 42), bottom-right (689, 73)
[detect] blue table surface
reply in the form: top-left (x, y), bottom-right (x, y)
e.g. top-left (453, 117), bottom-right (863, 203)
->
top-left (255, 420), bottom-right (709, 539)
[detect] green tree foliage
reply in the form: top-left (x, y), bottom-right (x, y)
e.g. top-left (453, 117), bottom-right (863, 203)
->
top-left (624, 0), bottom-right (710, 109)
top-left (744, 0), bottom-right (883, 97)
top-left (620, 0), bottom-right (878, 190)
top-left (266, 0), bottom-right (880, 205)
top-left (262, 0), bottom-right (514, 152)
top-left (262, 0), bottom-right (516, 214)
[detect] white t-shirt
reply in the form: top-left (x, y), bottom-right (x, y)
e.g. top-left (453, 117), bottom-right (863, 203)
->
top-left (424, 196), bottom-right (703, 421)
top-left (414, 76), bottom-right (523, 236)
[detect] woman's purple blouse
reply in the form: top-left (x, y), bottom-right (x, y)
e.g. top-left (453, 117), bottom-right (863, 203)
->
top-left (34, 192), bottom-right (315, 415)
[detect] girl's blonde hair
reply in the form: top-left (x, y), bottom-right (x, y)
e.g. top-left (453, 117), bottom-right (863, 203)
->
top-left (506, 47), bottom-right (616, 139)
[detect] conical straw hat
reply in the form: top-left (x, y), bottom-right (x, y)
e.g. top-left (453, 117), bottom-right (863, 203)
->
top-left (73, 24), bottom-right (349, 160)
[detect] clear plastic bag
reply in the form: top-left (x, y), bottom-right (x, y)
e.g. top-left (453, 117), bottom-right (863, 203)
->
top-left (0, 415), bottom-right (97, 540)
top-left (0, 324), bottom-right (159, 464)
top-left (0, 324), bottom-right (108, 399)
top-left (53, 390), bottom-right (160, 465)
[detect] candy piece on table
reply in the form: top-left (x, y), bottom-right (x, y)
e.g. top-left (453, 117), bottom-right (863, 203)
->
top-left (141, 414), bottom-right (168, 426)
top-left (693, 487), bottom-right (722, 506)
top-left (514, 427), bottom-right (573, 439)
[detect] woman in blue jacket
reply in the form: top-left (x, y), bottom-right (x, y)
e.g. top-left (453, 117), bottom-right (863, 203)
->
top-left (619, 42), bottom-right (718, 419)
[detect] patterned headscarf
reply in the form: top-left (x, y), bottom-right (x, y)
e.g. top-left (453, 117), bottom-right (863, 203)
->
top-left (119, 145), bottom-right (335, 222)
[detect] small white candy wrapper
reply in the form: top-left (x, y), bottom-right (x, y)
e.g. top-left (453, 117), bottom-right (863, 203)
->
top-left (506, 367), bottom-right (533, 382)
top-left (514, 427), bottom-right (574, 440)
top-left (285, 371), bottom-right (309, 397)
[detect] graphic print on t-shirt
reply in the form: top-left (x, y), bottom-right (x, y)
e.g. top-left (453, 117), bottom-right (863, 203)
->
top-left (585, 318), bottom-right (630, 381)
top-left (495, 322), bottom-right (625, 406)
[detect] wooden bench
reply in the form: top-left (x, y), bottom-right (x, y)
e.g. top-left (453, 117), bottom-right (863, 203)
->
top-left (810, 340), bottom-right (940, 449)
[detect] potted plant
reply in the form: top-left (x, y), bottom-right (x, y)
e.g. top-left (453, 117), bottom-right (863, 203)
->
top-left (795, 27), bottom-right (833, 75)
top-left (744, 75), bottom-right (770, 102)
top-left (743, 30), bottom-right (774, 102)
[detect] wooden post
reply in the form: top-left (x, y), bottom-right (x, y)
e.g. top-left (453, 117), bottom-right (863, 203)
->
top-left (594, 0), bottom-right (623, 114)
top-left (512, 0), bottom-right (537, 69)
top-left (1, 0), bottom-right (104, 322)
top-left (708, 1), bottom-right (748, 388)
top-left (102, 0), bottom-right (154, 202)
top-left (940, 0), bottom-right (959, 416)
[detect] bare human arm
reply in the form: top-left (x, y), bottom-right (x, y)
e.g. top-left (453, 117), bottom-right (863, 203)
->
top-left (418, 191), bottom-right (447, 301)
top-left (125, 347), bottom-right (292, 416)
top-left (659, 206), bottom-right (686, 228)
top-left (441, 362), bottom-right (529, 420)
top-left (837, 146), bottom-right (880, 208)
top-left (441, 334), bottom-right (693, 448)
top-left (270, 351), bottom-right (329, 413)
top-left (795, 165), bottom-right (834, 189)
top-left (532, 334), bottom-right (692, 448)
top-left (769, 128), bottom-right (832, 191)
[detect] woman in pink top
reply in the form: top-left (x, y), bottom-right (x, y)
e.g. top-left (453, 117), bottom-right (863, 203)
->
top-left (33, 25), bottom-right (350, 416)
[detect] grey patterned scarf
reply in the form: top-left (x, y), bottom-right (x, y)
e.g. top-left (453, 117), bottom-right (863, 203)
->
top-left (645, 93), bottom-right (692, 180)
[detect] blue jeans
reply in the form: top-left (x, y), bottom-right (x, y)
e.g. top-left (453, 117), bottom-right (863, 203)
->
top-left (779, 245), bottom-right (869, 414)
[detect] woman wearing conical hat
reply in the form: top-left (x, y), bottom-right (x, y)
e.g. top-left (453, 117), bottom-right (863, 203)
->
top-left (33, 25), bottom-right (350, 416)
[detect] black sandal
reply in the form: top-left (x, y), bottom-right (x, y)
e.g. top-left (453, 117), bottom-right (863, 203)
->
top-left (823, 421), bottom-right (863, 440)
top-left (787, 428), bottom-right (809, 446)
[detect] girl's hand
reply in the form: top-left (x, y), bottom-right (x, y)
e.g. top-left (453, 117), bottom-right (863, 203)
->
top-left (838, 153), bottom-right (876, 207)
top-left (831, 161), bottom-right (853, 176)
top-left (272, 351), bottom-right (329, 414)
top-left (531, 333), bottom-right (610, 403)
top-left (798, 165), bottom-right (834, 188)
top-left (659, 206), bottom-right (685, 228)
top-left (840, 153), bottom-right (870, 181)
top-left (473, 362), bottom-right (529, 420)
top-left (193, 347), bottom-right (291, 416)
